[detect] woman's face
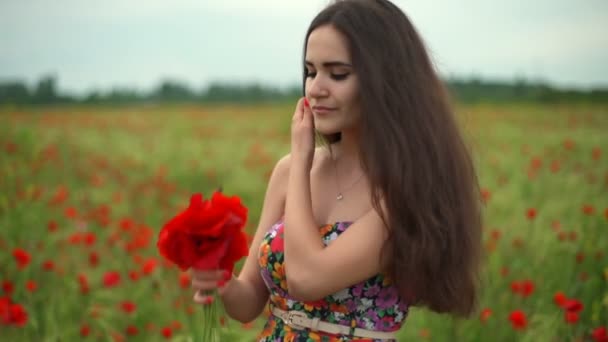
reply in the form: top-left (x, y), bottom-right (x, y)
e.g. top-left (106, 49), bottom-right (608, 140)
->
top-left (305, 25), bottom-right (361, 135)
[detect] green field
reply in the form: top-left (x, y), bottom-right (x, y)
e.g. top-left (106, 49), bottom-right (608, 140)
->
top-left (1, 103), bottom-right (607, 341)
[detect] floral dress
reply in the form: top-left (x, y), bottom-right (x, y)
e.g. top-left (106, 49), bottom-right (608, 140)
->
top-left (257, 220), bottom-right (409, 342)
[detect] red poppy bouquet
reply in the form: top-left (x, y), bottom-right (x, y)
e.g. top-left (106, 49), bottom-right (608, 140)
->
top-left (157, 191), bottom-right (249, 340)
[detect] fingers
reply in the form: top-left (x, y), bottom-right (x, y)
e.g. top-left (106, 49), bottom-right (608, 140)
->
top-left (191, 269), bottom-right (226, 281)
top-left (193, 289), bottom-right (215, 305)
top-left (191, 278), bottom-right (222, 292)
top-left (292, 97), bottom-right (307, 122)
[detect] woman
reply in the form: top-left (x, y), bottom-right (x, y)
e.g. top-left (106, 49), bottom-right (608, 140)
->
top-left (191, 0), bottom-right (482, 340)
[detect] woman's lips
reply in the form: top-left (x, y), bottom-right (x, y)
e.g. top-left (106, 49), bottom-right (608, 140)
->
top-left (312, 106), bottom-right (336, 115)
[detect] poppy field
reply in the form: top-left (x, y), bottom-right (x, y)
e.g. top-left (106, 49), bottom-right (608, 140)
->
top-left (1, 102), bottom-right (607, 341)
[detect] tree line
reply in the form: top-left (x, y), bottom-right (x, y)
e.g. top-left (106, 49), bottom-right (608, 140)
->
top-left (0, 75), bottom-right (606, 105)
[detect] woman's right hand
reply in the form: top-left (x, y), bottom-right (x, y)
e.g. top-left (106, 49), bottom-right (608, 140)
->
top-left (191, 269), bottom-right (231, 305)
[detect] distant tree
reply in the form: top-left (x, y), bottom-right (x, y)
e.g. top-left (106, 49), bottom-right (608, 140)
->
top-left (33, 74), bottom-right (58, 103)
top-left (0, 81), bottom-right (30, 104)
top-left (154, 80), bottom-right (194, 101)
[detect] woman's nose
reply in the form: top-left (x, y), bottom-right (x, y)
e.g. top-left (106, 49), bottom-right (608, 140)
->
top-left (307, 76), bottom-right (328, 98)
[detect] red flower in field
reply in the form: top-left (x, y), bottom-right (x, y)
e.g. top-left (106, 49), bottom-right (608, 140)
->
top-left (161, 326), bottom-right (173, 339)
top-left (510, 280), bottom-right (534, 297)
top-left (179, 273), bottom-right (190, 289)
top-left (80, 324), bottom-right (91, 337)
top-left (0, 297), bottom-right (10, 324)
top-left (64, 206), bottom-right (78, 219)
top-left (84, 232), bottom-right (96, 246)
top-left (554, 291), bottom-right (567, 307)
top-left (25, 280), bottom-right (37, 292)
top-left (480, 308), bottom-right (492, 323)
top-left (510, 281), bottom-right (521, 294)
top-left (120, 301), bottom-right (136, 314)
top-left (129, 270), bottom-right (140, 281)
top-left (47, 220), bottom-right (58, 232)
top-left (480, 188), bottom-right (491, 203)
top-left (171, 320), bottom-right (183, 330)
top-left (142, 258), bottom-right (157, 275)
top-left (13, 248), bottom-right (31, 269)
top-left (582, 204), bottom-right (595, 215)
top-left (126, 325), bottom-right (139, 336)
top-left (508, 310), bottom-right (527, 330)
top-left (42, 260), bottom-right (55, 271)
top-left (49, 185), bottom-right (69, 205)
top-left (103, 271), bottom-right (121, 288)
top-left (2, 281), bottom-right (14, 295)
top-left (576, 252), bottom-right (585, 264)
top-left (563, 139), bottom-right (575, 150)
top-left (157, 192), bottom-right (249, 273)
top-left (564, 299), bottom-right (584, 313)
top-left (9, 303), bottom-right (28, 327)
top-left (592, 327), bottom-right (608, 342)
top-left (78, 274), bottom-right (90, 294)
top-left (605, 207), bottom-right (608, 221)
top-left (89, 252), bottom-right (99, 267)
top-left (1, 298), bottom-right (28, 327)
top-left (526, 208), bottom-right (537, 221)
top-left (565, 311), bottom-right (579, 324)
top-left (520, 280), bottom-right (534, 297)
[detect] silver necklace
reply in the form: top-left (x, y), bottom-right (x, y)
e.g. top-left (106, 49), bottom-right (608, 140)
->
top-left (331, 156), bottom-right (365, 201)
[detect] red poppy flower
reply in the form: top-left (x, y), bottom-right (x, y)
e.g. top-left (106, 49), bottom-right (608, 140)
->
top-left (526, 208), bottom-right (537, 220)
top-left (508, 310), bottom-right (527, 330)
top-left (103, 271), bottom-right (121, 288)
top-left (25, 280), bottom-right (37, 292)
top-left (42, 260), bottom-right (55, 271)
top-left (126, 325), bottom-right (138, 336)
top-left (47, 220), bottom-right (58, 232)
top-left (592, 326), bottom-right (608, 342)
top-left (13, 248), bottom-right (31, 269)
top-left (157, 192), bottom-right (249, 273)
top-left (2, 281), bottom-right (14, 295)
top-left (563, 299), bottom-right (584, 313)
top-left (520, 280), bottom-right (534, 297)
top-left (179, 273), bottom-right (190, 289)
top-left (89, 252), bottom-right (99, 267)
top-left (141, 258), bottom-right (157, 275)
top-left (120, 301), bottom-right (136, 314)
top-left (129, 270), bottom-right (140, 282)
top-left (10, 303), bottom-right (28, 327)
top-left (161, 326), bottom-right (172, 339)
top-left (80, 324), bottom-right (91, 337)
top-left (479, 308), bottom-right (492, 323)
top-left (582, 204), bottom-right (595, 215)
top-left (78, 274), bottom-right (90, 294)
top-left (553, 291), bottom-right (567, 307)
top-left (564, 311), bottom-right (579, 324)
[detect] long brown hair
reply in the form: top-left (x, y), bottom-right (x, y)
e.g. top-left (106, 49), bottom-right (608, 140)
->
top-left (303, 0), bottom-right (482, 317)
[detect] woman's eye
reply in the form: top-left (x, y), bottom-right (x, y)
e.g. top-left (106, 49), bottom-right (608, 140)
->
top-left (331, 73), bottom-right (349, 81)
top-left (305, 71), bottom-right (317, 78)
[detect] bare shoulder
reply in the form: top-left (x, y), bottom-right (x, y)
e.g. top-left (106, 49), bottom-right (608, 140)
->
top-left (273, 146), bottom-right (329, 179)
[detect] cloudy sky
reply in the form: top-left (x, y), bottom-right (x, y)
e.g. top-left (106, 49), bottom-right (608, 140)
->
top-left (1, 0), bottom-right (607, 94)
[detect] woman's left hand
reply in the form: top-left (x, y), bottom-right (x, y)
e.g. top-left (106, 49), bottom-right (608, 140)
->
top-left (290, 97), bottom-right (315, 171)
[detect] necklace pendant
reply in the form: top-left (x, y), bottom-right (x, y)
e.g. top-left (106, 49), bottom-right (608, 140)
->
top-left (336, 193), bottom-right (343, 201)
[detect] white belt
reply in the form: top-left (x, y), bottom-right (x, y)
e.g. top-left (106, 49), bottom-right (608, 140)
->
top-left (271, 307), bottom-right (396, 340)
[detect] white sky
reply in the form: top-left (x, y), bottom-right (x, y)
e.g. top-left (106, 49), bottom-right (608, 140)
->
top-left (1, 0), bottom-right (607, 94)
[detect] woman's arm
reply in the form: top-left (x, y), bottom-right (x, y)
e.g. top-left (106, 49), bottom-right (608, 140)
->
top-left (284, 98), bottom-right (389, 302)
top-left (215, 155), bottom-right (290, 322)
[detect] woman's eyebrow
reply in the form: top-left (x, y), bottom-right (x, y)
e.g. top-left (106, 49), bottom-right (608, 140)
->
top-left (305, 60), bottom-right (353, 68)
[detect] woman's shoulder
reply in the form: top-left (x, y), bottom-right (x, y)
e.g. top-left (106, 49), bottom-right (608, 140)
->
top-left (274, 147), bottom-right (330, 176)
